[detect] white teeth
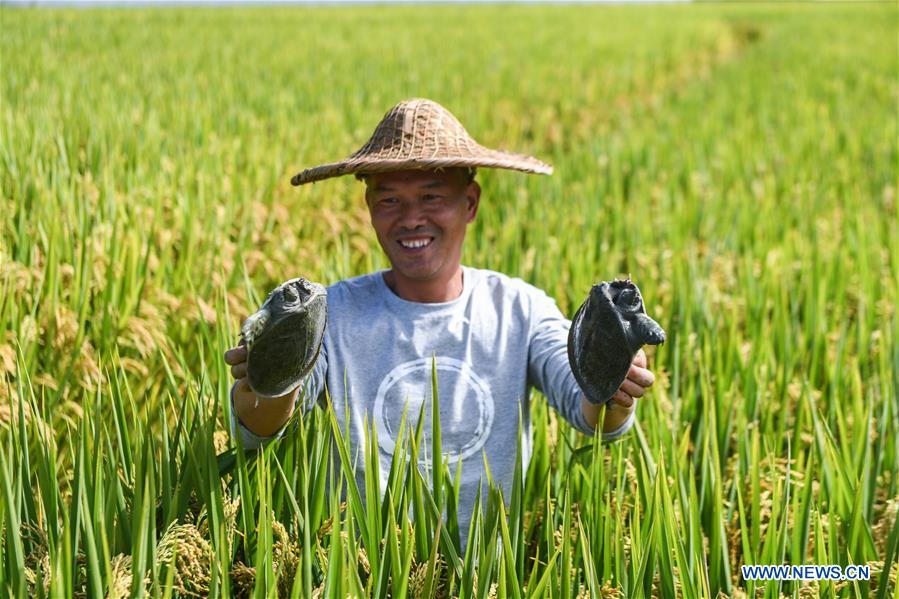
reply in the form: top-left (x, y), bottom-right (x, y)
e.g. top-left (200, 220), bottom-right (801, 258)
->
top-left (400, 238), bottom-right (432, 249)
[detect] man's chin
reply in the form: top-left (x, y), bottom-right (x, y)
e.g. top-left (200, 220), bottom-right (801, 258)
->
top-left (389, 261), bottom-right (442, 282)
top-left (393, 268), bottom-right (439, 282)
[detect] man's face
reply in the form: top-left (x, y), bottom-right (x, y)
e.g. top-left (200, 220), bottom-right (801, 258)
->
top-left (364, 168), bottom-right (481, 285)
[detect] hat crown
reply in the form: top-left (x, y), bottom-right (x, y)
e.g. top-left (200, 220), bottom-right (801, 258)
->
top-left (350, 98), bottom-right (476, 161)
top-left (290, 97), bottom-right (552, 185)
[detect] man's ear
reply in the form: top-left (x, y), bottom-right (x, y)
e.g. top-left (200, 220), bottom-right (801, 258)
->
top-left (465, 181), bottom-right (481, 223)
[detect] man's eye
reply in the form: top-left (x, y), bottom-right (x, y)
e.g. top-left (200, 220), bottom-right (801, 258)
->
top-left (379, 198), bottom-right (398, 205)
top-left (422, 194), bottom-right (443, 202)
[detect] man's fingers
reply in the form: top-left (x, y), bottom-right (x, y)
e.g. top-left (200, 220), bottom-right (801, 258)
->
top-left (231, 362), bottom-right (247, 380)
top-left (224, 346), bottom-right (248, 366)
top-left (619, 378), bottom-right (646, 399)
top-left (627, 364), bottom-right (655, 388)
top-left (632, 348), bottom-right (647, 369)
top-left (610, 390), bottom-right (634, 408)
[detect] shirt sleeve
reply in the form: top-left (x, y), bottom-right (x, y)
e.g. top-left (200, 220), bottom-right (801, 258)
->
top-left (228, 343), bottom-right (328, 449)
top-left (525, 284), bottom-right (636, 442)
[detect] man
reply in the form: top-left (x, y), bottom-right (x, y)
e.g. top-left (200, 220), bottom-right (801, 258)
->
top-left (224, 98), bottom-right (655, 543)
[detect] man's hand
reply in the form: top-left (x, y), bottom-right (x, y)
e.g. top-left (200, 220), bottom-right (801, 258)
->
top-left (581, 348), bottom-right (655, 434)
top-left (609, 348), bottom-right (654, 409)
top-left (224, 341), bottom-right (249, 380)
top-left (224, 341), bottom-right (299, 438)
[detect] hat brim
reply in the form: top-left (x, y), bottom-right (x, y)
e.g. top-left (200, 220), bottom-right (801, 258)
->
top-left (290, 149), bottom-right (552, 186)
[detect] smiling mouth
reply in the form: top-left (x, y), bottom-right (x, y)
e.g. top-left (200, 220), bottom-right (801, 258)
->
top-left (397, 237), bottom-right (434, 250)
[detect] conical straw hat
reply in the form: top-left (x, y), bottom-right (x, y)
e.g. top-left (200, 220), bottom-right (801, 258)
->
top-left (290, 98), bottom-right (553, 186)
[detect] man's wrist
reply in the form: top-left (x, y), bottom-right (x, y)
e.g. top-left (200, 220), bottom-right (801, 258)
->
top-left (601, 401), bottom-right (635, 434)
top-left (580, 393), bottom-right (636, 437)
top-left (231, 381), bottom-right (298, 438)
top-left (602, 405), bottom-right (636, 440)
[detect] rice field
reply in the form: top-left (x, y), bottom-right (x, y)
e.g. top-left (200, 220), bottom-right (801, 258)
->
top-left (1, 2), bottom-right (897, 597)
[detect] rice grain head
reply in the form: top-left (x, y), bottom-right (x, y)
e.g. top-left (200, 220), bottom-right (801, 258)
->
top-left (155, 521), bottom-right (213, 597)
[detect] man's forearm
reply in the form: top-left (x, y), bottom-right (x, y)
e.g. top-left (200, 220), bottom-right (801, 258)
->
top-left (232, 382), bottom-right (299, 437)
top-left (580, 394), bottom-right (635, 434)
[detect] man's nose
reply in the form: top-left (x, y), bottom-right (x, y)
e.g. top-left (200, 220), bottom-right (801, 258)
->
top-left (396, 200), bottom-right (427, 228)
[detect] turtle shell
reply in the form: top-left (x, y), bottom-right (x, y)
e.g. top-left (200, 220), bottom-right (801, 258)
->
top-left (241, 277), bottom-right (328, 398)
top-left (567, 278), bottom-right (665, 405)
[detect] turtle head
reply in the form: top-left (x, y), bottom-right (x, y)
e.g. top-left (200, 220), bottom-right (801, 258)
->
top-left (279, 278), bottom-right (314, 305)
top-left (606, 278), bottom-right (666, 349)
top-left (267, 278), bottom-right (326, 313)
top-left (587, 278), bottom-right (644, 316)
top-left (605, 278), bottom-right (645, 316)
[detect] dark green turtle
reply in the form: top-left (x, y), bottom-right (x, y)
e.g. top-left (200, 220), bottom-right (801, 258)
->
top-left (240, 277), bottom-right (328, 398)
top-left (567, 278), bottom-right (665, 405)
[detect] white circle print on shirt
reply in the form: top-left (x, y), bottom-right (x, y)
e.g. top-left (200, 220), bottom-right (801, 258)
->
top-left (372, 356), bottom-right (495, 465)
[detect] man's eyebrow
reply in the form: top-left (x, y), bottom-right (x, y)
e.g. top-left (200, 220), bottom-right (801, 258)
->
top-left (373, 179), bottom-right (447, 193)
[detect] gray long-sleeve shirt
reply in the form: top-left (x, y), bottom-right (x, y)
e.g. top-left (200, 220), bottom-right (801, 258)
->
top-left (230, 266), bottom-right (635, 543)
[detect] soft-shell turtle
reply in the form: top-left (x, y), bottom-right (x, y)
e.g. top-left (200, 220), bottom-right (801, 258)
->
top-left (240, 277), bottom-right (327, 398)
top-left (568, 278), bottom-right (665, 405)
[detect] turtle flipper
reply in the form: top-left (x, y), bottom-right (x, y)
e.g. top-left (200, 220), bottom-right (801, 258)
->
top-left (633, 313), bottom-right (666, 346)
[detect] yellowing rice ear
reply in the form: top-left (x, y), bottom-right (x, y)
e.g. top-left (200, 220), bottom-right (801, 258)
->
top-left (270, 520), bottom-right (301, 596)
top-left (872, 496), bottom-right (899, 555)
top-left (155, 522), bottom-right (213, 597)
top-left (106, 555), bottom-right (138, 599)
top-left (229, 563), bottom-right (256, 596)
